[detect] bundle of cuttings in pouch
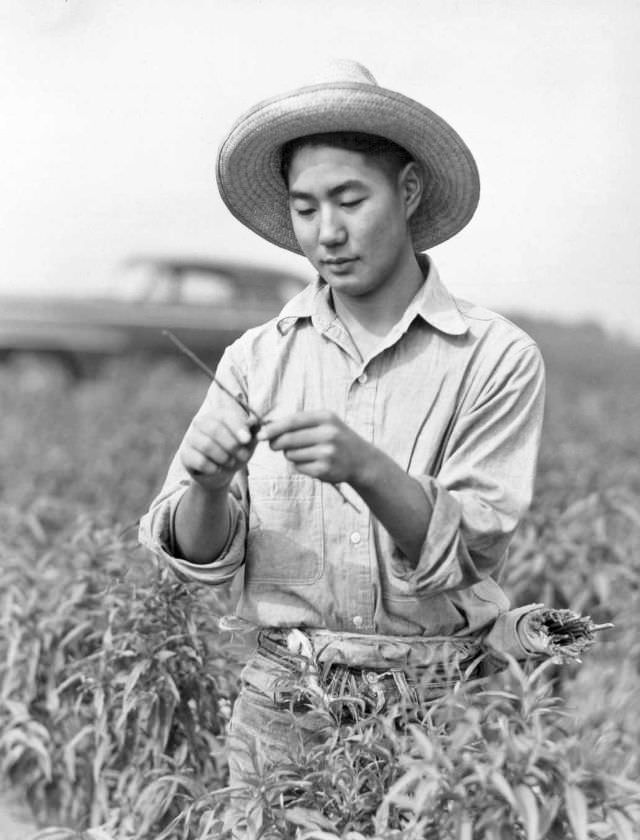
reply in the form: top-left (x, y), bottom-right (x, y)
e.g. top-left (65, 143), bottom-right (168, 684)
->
top-left (524, 608), bottom-right (614, 663)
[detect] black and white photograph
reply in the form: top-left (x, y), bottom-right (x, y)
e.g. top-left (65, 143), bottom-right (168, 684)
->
top-left (1, 2), bottom-right (639, 838)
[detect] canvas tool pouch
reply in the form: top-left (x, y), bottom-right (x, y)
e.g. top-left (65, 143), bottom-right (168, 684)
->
top-left (244, 627), bottom-right (485, 718)
top-left (483, 603), bottom-right (550, 661)
top-left (483, 603), bottom-right (612, 664)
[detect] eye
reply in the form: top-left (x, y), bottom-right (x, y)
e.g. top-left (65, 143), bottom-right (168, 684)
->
top-left (294, 206), bottom-right (316, 218)
top-left (340, 198), bottom-right (364, 209)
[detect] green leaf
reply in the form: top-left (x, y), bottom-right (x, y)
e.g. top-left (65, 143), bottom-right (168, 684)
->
top-left (93, 685), bottom-right (105, 718)
top-left (122, 659), bottom-right (150, 703)
top-left (537, 794), bottom-right (561, 836)
top-left (564, 784), bottom-right (588, 840)
top-left (490, 771), bottom-right (517, 809)
top-left (408, 723), bottom-right (435, 760)
top-left (59, 620), bottom-right (95, 650)
top-left (609, 809), bottom-right (635, 840)
top-left (514, 784), bottom-right (539, 840)
top-left (283, 806), bottom-right (335, 830)
top-left (62, 724), bottom-right (93, 781)
top-left (458, 814), bottom-right (473, 840)
top-left (155, 649), bottom-right (176, 662)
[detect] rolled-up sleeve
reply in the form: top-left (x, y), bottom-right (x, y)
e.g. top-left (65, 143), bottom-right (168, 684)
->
top-left (396, 342), bottom-right (545, 594)
top-left (138, 347), bottom-right (250, 586)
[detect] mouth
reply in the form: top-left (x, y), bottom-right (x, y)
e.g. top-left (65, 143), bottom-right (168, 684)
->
top-left (322, 257), bottom-right (357, 267)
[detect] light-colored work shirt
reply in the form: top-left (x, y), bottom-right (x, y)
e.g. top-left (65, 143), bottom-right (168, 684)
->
top-left (139, 256), bottom-right (545, 638)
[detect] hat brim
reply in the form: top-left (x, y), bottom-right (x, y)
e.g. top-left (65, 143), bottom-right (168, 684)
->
top-left (216, 82), bottom-right (480, 254)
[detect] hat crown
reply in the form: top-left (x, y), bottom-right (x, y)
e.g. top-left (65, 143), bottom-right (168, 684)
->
top-left (217, 58), bottom-right (480, 255)
top-left (306, 59), bottom-right (378, 87)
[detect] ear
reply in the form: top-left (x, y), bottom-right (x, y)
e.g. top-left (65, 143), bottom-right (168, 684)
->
top-left (399, 162), bottom-right (423, 221)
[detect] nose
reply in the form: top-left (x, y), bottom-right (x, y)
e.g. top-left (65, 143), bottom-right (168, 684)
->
top-left (318, 206), bottom-right (347, 248)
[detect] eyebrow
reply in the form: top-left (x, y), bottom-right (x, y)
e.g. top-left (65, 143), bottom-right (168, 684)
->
top-left (288, 180), bottom-right (367, 201)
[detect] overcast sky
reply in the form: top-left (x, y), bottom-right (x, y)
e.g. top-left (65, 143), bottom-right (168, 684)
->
top-left (1, 0), bottom-right (639, 337)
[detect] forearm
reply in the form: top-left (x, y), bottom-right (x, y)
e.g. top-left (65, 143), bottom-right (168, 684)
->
top-left (350, 445), bottom-right (431, 566)
top-left (173, 482), bottom-right (233, 565)
top-left (261, 411), bottom-right (433, 565)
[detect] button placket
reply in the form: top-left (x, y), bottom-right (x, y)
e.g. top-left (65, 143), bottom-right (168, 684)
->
top-left (345, 513), bottom-right (373, 631)
top-left (346, 366), bottom-right (376, 441)
top-left (341, 362), bottom-right (377, 632)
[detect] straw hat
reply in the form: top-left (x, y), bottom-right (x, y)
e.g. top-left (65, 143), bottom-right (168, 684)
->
top-left (216, 60), bottom-right (480, 254)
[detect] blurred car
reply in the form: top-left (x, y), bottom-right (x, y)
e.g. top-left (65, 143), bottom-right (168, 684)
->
top-left (0, 256), bottom-right (307, 376)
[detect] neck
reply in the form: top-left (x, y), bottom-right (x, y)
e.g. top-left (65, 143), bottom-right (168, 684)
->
top-left (332, 247), bottom-right (424, 337)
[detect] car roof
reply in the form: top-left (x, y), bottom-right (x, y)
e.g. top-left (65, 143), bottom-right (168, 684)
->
top-left (123, 255), bottom-right (305, 286)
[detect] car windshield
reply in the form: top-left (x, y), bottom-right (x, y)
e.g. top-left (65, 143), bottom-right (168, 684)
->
top-left (148, 270), bottom-right (235, 305)
top-left (112, 261), bottom-right (302, 307)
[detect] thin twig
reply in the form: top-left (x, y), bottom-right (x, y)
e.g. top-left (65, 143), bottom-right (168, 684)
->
top-left (162, 330), bottom-right (267, 426)
top-left (331, 485), bottom-right (361, 513)
top-left (162, 329), bottom-right (360, 513)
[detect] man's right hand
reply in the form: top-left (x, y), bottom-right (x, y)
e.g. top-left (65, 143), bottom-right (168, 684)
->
top-left (179, 404), bottom-right (257, 493)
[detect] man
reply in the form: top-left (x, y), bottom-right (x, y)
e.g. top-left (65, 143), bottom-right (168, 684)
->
top-left (139, 60), bottom-right (545, 828)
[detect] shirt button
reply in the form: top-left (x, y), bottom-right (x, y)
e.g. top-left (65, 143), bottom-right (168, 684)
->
top-left (357, 373), bottom-right (368, 384)
top-left (353, 615), bottom-right (363, 628)
top-left (349, 531), bottom-right (361, 545)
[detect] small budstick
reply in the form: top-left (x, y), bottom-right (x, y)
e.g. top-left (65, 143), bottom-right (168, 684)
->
top-left (162, 330), bottom-right (267, 432)
top-left (528, 608), bottom-right (614, 663)
top-left (162, 330), bottom-right (360, 513)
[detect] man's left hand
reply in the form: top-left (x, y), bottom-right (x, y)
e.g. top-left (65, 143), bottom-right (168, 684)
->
top-left (257, 410), bottom-right (372, 485)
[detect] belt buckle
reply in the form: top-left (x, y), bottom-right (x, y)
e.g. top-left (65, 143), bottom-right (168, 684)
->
top-left (273, 687), bottom-right (307, 711)
top-left (273, 687), bottom-right (293, 706)
top-left (364, 669), bottom-right (391, 713)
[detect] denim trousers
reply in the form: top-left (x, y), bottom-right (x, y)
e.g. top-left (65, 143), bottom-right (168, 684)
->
top-left (223, 650), bottom-right (335, 839)
top-left (221, 636), bottom-right (484, 839)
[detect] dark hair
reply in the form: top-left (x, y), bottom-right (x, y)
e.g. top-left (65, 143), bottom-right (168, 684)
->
top-left (279, 131), bottom-right (415, 185)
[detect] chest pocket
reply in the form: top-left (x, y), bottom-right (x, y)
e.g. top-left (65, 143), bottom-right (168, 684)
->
top-left (245, 474), bottom-right (325, 585)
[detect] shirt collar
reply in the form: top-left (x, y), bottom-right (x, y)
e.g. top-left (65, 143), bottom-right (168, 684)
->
top-left (276, 254), bottom-right (468, 337)
top-left (276, 276), bottom-right (333, 334)
top-left (407, 254), bottom-right (468, 336)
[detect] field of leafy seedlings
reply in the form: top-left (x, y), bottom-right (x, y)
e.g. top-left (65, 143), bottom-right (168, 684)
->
top-left (1, 315), bottom-right (640, 839)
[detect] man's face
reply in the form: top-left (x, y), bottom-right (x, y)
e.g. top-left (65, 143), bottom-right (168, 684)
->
top-left (286, 145), bottom-right (414, 300)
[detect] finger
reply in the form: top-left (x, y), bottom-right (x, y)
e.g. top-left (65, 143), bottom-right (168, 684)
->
top-left (189, 428), bottom-right (252, 468)
top-left (291, 461), bottom-right (329, 480)
top-left (282, 445), bottom-right (332, 464)
top-left (192, 416), bottom-right (253, 451)
top-left (180, 442), bottom-right (235, 476)
top-left (257, 410), bottom-right (334, 442)
top-left (268, 427), bottom-right (330, 452)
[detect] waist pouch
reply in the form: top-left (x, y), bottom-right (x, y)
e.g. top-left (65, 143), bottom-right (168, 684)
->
top-left (240, 628), bottom-right (486, 718)
top-left (288, 628), bottom-right (484, 670)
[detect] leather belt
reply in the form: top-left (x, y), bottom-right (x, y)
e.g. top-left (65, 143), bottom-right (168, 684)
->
top-left (256, 627), bottom-right (483, 718)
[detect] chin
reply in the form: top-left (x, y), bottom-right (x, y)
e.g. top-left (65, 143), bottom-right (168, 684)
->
top-left (332, 280), bottom-right (380, 300)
